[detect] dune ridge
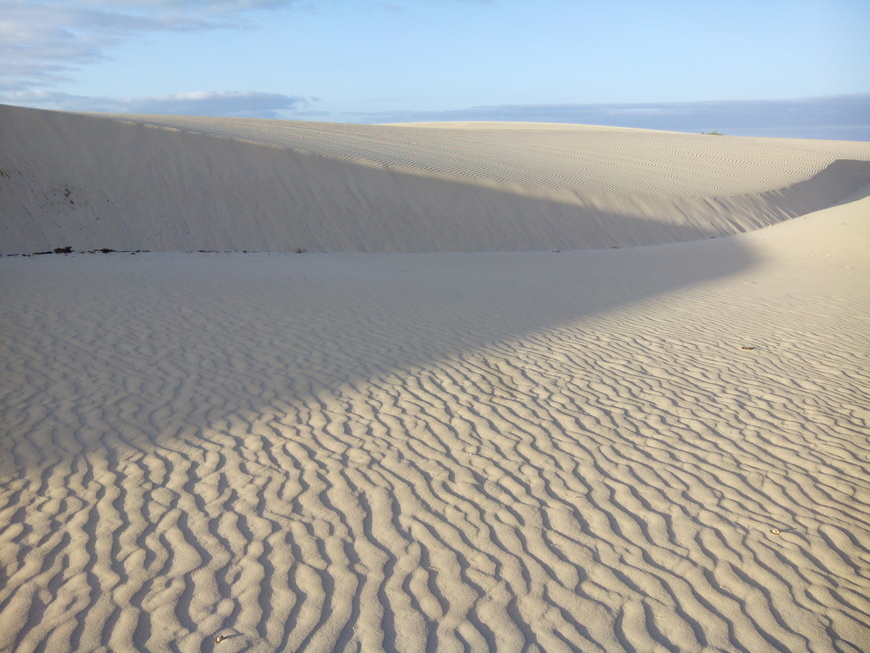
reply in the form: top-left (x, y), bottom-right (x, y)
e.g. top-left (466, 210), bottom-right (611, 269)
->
top-left (94, 114), bottom-right (870, 198)
top-left (2, 104), bottom-right (869, 255)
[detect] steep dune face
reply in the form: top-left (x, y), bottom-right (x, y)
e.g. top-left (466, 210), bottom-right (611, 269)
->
top-left (2, 104), bottom-right (869, 255)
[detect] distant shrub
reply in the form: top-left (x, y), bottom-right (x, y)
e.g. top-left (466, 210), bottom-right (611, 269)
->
top-left (54, 246), bottom-right (73, 254)
top-left (702, 131), bottom-right (724, 136)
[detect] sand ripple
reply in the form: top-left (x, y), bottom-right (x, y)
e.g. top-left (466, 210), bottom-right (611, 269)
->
top-left (2, 209), bottom-right (868, 651)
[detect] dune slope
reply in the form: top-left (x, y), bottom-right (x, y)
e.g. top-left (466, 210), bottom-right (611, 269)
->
top-left (1, 105), bottom-right (868, 652)
top-left (1, 187), bottom-right (869, 651)
top-left (2, 104), bottom-right (869, 254)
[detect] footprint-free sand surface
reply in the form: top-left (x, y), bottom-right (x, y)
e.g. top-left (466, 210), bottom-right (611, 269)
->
top-left (1, 105), bottom-right (869, 652)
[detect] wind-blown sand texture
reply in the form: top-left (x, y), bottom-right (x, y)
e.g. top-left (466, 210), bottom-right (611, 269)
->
top-left (1, 105), bottom-right (869, 652)
top-left (2, 104), bottom-right (870, 255)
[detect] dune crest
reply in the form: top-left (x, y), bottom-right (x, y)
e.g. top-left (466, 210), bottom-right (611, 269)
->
top-left (2, 104), bottom-right (869, 254)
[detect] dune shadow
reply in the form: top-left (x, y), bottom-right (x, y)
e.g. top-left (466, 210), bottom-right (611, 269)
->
top-left (0, 230), bottom-right (757, 472)
top-left (0, 228), bottom-right (762, 649)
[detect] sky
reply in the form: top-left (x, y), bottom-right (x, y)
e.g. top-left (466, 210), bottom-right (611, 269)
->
top-left (2, 0), bottom-right (869, 138)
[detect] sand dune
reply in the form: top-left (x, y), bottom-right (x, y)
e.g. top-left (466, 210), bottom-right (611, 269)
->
top-left (2, 104), bottom-right (869, 254)
top-left (1, 106), bottom-right (869, 652)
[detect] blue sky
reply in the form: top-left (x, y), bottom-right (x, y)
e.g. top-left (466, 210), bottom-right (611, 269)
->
top-left (2, 0), bottom-right (869, 137)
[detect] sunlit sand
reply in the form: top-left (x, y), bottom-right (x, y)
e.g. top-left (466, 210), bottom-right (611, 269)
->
top-left (1, 104), bottom-right (868, 652)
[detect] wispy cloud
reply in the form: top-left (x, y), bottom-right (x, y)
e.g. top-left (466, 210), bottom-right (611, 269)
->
top-left (115, 90), bottom-right (313, 118)
top-left (0, 0), bottom-right (488, 117)
top-left (2, 88), bottom-right (314, 118)
top-left (0, 0), bottom-right (300, 93)
top-left (1, 0), bottom-right (481, 95)
top-left (350, 95), bottom-right (870, 141)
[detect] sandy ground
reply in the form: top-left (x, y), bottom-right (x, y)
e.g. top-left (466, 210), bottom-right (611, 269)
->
top-left (2, 105), bottom-right (870, 255)
top-left (1, 106), bottom-right (869, 652)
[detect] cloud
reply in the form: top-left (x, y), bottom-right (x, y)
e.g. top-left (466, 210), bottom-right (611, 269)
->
top-left (0, 0), bottom-right (299, 92)
top-left (1, 0), bottom-right (483, 93)
top-left (348, 95), bottom-right (870, 141)
top-left (3, 89), bottom-right (314, 118)
top-left (119, 90), bottom-right (313, 117)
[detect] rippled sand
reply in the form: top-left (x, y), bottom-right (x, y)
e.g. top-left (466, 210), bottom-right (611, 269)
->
top-left (1, 106), bottom-right (869, 652)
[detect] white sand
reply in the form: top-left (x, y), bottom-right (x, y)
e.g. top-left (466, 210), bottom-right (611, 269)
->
top-left (1, 106), bottom-right (869, 652)
top-left (2, 105), bottom-right (870, 255)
